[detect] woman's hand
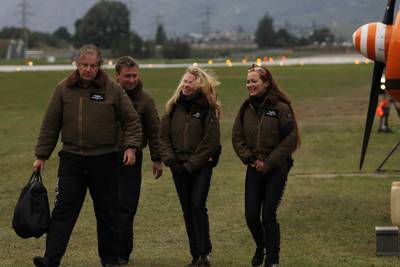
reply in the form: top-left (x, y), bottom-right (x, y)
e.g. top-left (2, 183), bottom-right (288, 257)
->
top-left (254, 160), bottom-right (270, 174)
top-left (33, 159), bottom-right (45, 171)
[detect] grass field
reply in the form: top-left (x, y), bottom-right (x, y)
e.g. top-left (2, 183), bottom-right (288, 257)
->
top-left (1, 64), bottom-right (400, 266)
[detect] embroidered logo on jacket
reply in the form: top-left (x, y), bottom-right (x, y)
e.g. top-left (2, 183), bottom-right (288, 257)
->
top-left (192, 112), bottom-right (202, 118)
top-left (90, 93), bottom-right (105, 101)
top-left (264, 109), bottom-right (279, 117)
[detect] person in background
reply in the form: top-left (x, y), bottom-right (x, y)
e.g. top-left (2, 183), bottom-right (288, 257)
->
top-left (32, 44), bottom-right (142, 267)
top-left (376, 92), bottom-right (392, 133)
top-left (114, 56), bottom-right (163, 265)
top-left (159, 66), bottom-right (221, 267)
top-left (232, 64), bottom-right (300, 267)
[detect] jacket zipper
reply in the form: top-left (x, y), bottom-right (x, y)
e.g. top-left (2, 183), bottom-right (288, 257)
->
top-left (183, 114), bottom-right (189, 149)
top-left (249, 104), bottom-right (263, 151)
top-left (79, 95), bottom-right (84, 154)
top-left (257, 115), bottom-right (264, 151)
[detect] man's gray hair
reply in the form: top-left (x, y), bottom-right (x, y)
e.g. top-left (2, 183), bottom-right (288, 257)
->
top-left (76, 44), bottom-right (103, 66)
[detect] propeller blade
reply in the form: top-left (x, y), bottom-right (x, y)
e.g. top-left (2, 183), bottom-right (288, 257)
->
top-left (383, 0), bottom-right (396, 24)
top-left (359, 62), bottom-right (385, 170)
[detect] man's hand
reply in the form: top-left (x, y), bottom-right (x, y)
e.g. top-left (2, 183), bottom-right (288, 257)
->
top-left (153, 161), bottom-right (163, 179)
top-left (33, 159), bottom-right (45, 172)
top-left (123, 148), bottom-right (136, 166)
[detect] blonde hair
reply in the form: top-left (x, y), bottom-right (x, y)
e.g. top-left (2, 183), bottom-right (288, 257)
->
top-left (165, 66), bottom-right (222, 118)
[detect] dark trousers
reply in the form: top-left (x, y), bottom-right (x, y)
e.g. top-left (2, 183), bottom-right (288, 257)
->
top-left (117, 151), bottom-right (143, 261)
top-left (244, 160), bottom-right (291, 265)
top-left (379, 114), bottom-right (389, 130)
top-left (172, 164), bottom-right (213, 259)
top-left (44, 151), bottom-right (120, 266)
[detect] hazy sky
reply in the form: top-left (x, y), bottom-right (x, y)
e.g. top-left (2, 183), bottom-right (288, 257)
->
top-left (0, 0), bottom-right (385, 39)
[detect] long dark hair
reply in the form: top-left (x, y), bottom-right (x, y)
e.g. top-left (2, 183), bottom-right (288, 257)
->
top-left (248, 64), bottom-right (301, 150)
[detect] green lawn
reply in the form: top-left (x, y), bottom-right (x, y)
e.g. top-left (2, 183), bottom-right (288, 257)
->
top-left (1, 64), bottom-right (400, 266)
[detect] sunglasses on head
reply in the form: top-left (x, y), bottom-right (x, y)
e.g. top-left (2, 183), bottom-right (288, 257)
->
top-left (248, 64), bottom-right (269, 78)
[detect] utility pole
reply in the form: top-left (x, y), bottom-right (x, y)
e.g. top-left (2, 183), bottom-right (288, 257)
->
top-left (16, 0), bottom-right (33, 47)
top-left (127, 0), bottom-right (134, 31)
top-left (201, 6), bottom-right (211, 35)
top-left (156, 14), bottom-right (162, 27)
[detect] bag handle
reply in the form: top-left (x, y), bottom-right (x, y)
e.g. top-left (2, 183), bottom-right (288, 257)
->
top-left (28, 171), bottom-right (43, 184)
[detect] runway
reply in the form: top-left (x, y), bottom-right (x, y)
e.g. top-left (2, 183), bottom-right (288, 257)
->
top-left (0, 54), bottom-right (367, 73)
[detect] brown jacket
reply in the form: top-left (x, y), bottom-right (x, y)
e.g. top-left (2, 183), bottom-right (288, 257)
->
top-left (232, 89), bottom-right (296, 168)
top-left (122, 80), bottom-right (161, 162)
top-left (35, 69), bottom-right (142, 159)
top-left (159, 94), bottom-right (220, 172)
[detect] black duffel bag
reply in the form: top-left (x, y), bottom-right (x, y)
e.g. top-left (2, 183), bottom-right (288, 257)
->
top-left (12, 171), bottom-right (50, 238)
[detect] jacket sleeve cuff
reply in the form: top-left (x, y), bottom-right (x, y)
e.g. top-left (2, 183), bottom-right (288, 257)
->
top-left (242, 155), bottom-right (256, 165)
top-left (123, 144), bottom-right (138, 151)
top-left (264, 158), bottom-right (277, 169)
top-left (183, 162), bottom-right (195, 173)
top-left (164, 158), bottom-right (175, 167)
top-left (150, 155), bottom-right (162, 162)
top-left (35, 154), bottom-right (49, 160)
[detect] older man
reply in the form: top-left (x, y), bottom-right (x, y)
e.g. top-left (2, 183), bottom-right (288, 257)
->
top-left (32, 44), bottom-right (142, 267)
top-left (114, 56), bottom-right (162, 265)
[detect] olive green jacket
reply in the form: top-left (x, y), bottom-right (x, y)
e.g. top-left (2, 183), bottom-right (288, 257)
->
top-left (35, 69), bottom-right (142, 159)
top-left (232, 89), bottom-right (296, 168)
top-left (159, 95), bottom-right (220, 172)
top-left (123, 80), bottom-right (161, 162)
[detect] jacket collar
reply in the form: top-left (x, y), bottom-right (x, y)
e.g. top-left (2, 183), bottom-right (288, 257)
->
top-left (194, 93), bottom-right (209, 108)
top-left (66, 69), bottom-right (108, 89)
top-left (125, 80), bottom-right (143, 98)
top-left (177, 91), bottom-right (209, 109)
top-left (264, 88), bottom-right (280, 104)
top-left (246, 88), bottom-right (280, 107)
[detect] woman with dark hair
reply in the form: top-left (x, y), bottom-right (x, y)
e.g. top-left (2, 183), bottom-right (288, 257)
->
top-left (232, 65), bottom-right (300, 267)
top-left (159, 66), bottom-right (221, 267)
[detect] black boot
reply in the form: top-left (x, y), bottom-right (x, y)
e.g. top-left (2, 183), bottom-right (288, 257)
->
top-left (101, 260), bottom-right (120, 267)
top-left (33, 256), bottom-right (58, 267)
top-left (117, 257), bottom-right (128, 265)
top-left (186, 255), bottom-right (199, 267)
top-left (195, 255), bottom-right (210, 267)
top-left (251, 247), bottom-right (266, 266)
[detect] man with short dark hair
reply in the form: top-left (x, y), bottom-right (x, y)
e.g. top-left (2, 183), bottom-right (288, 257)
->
top-left (32, 44), bottom-right (142, 267)
top-left (115, 56), bottom-right (163, 265)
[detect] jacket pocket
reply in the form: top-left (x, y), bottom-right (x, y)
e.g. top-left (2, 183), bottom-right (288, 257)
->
top-left (259, 117), bottom-right (279, 148)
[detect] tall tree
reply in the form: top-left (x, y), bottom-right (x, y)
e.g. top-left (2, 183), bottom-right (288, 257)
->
top-left (275, 28), bottom-right (297, 47)
top-left (255, 12), bottom-right (276, 48)
top-left (53, 26), bottom-right (71, 42)
top-left (161, 38), bottom-right (191, 59)
top-left (309, 27), bottom-right (335, 44)
top-left (74, 1), bottom-right (130, 57)
top-left (127, 31), bottom-right (155, 59)
top-left (155, 24), bottom-right (167, 45)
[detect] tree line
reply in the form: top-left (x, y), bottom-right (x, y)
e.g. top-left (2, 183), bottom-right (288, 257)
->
top-left (255, 12), bottom-right (335, 48)
top-left (0, 1), bottom-right (189, 59)
top-left (0, 1), bottom-right (336, 59)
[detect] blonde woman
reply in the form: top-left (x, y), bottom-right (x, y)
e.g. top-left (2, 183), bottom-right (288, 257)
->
top-left (159, 66), bottom-right (221, 267)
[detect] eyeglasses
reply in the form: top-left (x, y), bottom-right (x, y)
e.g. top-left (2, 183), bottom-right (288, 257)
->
top-left (79, 63), bottom-right (99, 69)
